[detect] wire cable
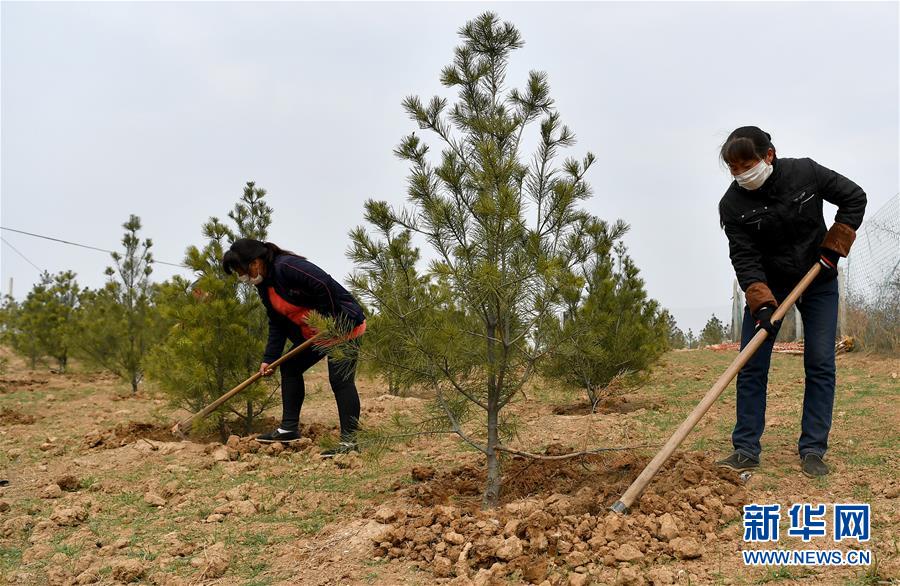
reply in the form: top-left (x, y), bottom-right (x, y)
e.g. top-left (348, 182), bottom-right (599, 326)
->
top-left (0, 226), bottom-right (188, 268)
top-left (1, 236), bottom-right (44, 273)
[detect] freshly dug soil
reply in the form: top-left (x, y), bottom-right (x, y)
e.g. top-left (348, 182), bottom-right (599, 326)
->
top-left (84, 420), bottom-right (334, 450)
top-left (553, 394), bottom-right (661, 415)
top-left (374, 451), bottom-right (747, 582)
top-left (0, 406), bottom-right (37, 425)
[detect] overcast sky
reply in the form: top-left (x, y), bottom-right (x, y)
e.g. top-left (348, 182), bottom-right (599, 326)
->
top-left (2, 1), bottom-right (898, 335)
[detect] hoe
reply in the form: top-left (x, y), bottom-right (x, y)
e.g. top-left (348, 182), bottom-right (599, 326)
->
top-left (171, 334), bottom-right (322, 438)
top-left (610, 263), bottom-right (822, 514)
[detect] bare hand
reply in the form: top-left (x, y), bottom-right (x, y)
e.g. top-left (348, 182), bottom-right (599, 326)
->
top-left (259, 363), bottom-right (274, 377)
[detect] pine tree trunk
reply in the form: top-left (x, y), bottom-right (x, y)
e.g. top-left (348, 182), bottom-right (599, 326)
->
top-left (483, 402), bottom-right (501, 509)
top-left (131, 374), bottom-right (138, 396)
top-left (218, 416), bottom-right (228, 443)
top-left (245, 400), bottom-right (253, 435)
top-left (483, 318), bottom-right (502, 509)
top-left (588, 386), bottom-right (600, 413)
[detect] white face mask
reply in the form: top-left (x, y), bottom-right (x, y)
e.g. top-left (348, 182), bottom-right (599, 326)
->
top-left (237, 272), bottom-right (263, 285)
top-left (734, 159), bottom-right (773, 190)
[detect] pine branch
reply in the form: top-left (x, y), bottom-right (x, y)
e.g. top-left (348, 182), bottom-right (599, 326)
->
top-left (495, 442), bottom-right (661, 460)
top-left (436, 390), bottom-right (487, 454)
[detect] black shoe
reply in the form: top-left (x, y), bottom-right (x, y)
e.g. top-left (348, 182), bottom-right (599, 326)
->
top-left (801, 453), bottom-right (829, 478)
top-left (319, 441), bottom-right (359, 458)
top-left (255, 428), bottom-right (301, 443)
top-left (716, 451), bottom-right (759, 471)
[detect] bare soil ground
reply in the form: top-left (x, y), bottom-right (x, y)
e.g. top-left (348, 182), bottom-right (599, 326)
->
top-left (0, 346), bottom-right (897, 585)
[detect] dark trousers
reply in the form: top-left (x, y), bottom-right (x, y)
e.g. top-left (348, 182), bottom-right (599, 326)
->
top-left (732, 275), bottom-right (839, 462)
top-left (279, 341), bottom-right (360, 440)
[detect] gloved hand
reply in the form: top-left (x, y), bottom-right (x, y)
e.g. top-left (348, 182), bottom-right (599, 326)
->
top-left (818, 248), bottom-right (840, 278)
top-left (753, 305), bottom-right (781, 336)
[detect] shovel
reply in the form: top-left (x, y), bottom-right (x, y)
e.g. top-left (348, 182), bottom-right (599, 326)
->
top-left (171, 334), bottom-right (322, 438)
top-left (610, 263), bottom-right (822, 514)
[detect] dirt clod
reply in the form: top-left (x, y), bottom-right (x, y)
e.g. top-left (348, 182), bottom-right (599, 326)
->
top-left (433, 554), bottom-right (453, 577)
top-left (614, 543), bottom-right (643, 562)
top-left (144, 492), bottom-right (166, 507)
top-left (50, 505), bottom-right (87, 526)
top-left (412, 465), bottom-right (436, 481)
top-left (495, 536), bottom-right (524, 560)
top-left (40, 484), bottom-right (63, 499)
top-left (615, 566), bottom-right (645, 585)
top-left (56, 475), bottom-right (80, 491)
top-left (669, 536), bottom-right (701, 559)
top-left (568, 572), bottom-right (590, 586)
top-left (656, 512), bottom-right (678, 541)
top-left (522, 558), bottom-right (548, 583)
top-left (374, 505), bottom-right (398, 523)
top-left (0, 406), bottom-right (36, 424)
top-left (226, 434), bottom-right (241, 450)
top-left (110, 559), bottom-right (145, 583)
top-left (647, 566), bottom-right (675, 585)
top-left (190, 542), bottom-right (230, 579)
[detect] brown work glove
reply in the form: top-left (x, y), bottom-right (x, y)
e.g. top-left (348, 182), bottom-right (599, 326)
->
top-left (745, 282), bottom-right (778, 316)
top-left (821, 222), bottom-right (856, 257)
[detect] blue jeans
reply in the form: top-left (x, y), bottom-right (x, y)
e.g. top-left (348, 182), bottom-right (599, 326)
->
top-left (732, 275), bottom-right (839, 462)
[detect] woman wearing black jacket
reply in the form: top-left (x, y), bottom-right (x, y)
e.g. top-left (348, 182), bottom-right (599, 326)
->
top-left (222, 239), bottom-right (366, 455)
top-left (716, 126), bottom-right (866, 478)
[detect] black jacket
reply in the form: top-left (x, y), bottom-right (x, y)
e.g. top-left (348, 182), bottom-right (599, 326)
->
top-left (718, 157), bottom-right (866, 292)
top-left (257, 255), bottom-right (365, 363)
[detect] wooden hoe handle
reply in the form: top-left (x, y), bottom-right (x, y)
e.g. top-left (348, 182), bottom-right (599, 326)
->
top-left (610, 263), bottom-right (822, 514)
top-left (171, 334), bottom-right (322, 437)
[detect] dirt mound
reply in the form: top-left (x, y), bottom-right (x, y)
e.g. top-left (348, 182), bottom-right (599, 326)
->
top-left (214, 423), bottom-right (331, 459)
top-left (0, 376), bottom-right (49, 393)
top-left (405, 449), bottom-right (644, 508)
top-left (553, 394), bottom-right (660, 415)
top-left (85, 419), bottom-right (333, 453)
top-left (0, 406), bottom-right (37, 424)
top-left (227, 417), bottom-right (335, 441)
top-left (85, 422), bottom-right (177, 448)
top-left (374, 451), bottom-right (747, 582)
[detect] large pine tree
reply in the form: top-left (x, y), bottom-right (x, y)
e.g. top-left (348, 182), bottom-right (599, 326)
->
top-left (341, 13), bottom-right (614, 508)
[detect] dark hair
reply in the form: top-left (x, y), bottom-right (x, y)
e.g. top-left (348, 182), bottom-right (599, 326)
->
top-left (720, 126), bottom-right (775, 166)
top-left (221, 238), bottom-right (301, 275)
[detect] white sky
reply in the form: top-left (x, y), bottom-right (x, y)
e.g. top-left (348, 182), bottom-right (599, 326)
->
top-left (2, 1), bottom-right (898, 335)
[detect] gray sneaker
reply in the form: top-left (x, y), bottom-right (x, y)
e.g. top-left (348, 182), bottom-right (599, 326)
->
top-left (801, 454), bottom-right (829, 478)
top-left (716, 451), bottom-right (760, 471)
